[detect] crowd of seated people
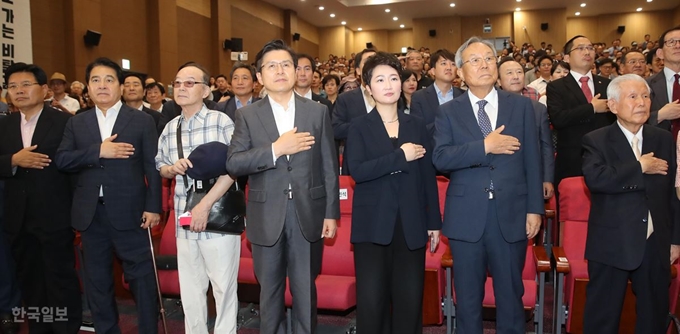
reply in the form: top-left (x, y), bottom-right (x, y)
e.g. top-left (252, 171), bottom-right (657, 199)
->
top-left (1, 25), bottom-right (680, 334)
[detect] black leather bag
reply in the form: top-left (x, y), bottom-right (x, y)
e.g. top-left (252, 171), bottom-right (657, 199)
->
top-left (176, 121), bottom-right (245, 235)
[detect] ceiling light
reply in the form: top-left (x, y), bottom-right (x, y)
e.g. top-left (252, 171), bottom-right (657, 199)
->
top-left (393, 16), bottom-right (398, 21)
top-left (330, 13), bottom-right (335, 17)
top-left (516, 0), bottom-right (521, 2)
top-left (575, 11), bottom-right (581, 15)
top-left (341, 21), bottom-right (346, 25)
top-left (358, 28), bottom-right (363, 31)
top-left (318, 6), bottom-right (324, 10)
top-left (515, 7), bottom-right (521, 11)
top-left (400, 24), bottom-right (405, 28)
top-left (450, 3), bottom-right (455, 7)
top-left (647, 0), bottom-right (652, 2)
top-left (385, 9), bottom-right (390, 12)
top-left (636, 7), bottom-right (642, 11)
top-left (580, 3), bottom-right (586, 7)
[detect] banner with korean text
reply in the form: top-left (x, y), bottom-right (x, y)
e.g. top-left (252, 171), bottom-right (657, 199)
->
top-left (1, 0), bottom-right (32, 87)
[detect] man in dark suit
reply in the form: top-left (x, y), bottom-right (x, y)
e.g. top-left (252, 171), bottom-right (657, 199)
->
top-left (216, 62), bottom-right (260, 121)
top-left (294, 54), bottom-right (333, 111)
top-left (410, 48), bottom-right (465, 137)
top-left (433, 37), bottom-right (544, 333)
top-left (0, 63), bottom-right (81, 333)
top-left (55, 58), bottom-right (162, 334)
top-left (547, 35), bottom-right (615, 187)
top-left (406, 49), bottom-right (434, 90)
top-left (0, 176), bottom-right (20, 334)
top-left (226, 40), bottom-right (339, 334)
top-left (122, 73), bottom-right (167, 135)
top-left (497, 57), bottom-right (555, 199)
top-left (582, 74), bottom-right (680, 333)
top-left (647, 27), bottom-right (680, 137)
top-left (332, 48), bottom-right (376, 175)
top-left (216, 62), bottom-right (259, 190)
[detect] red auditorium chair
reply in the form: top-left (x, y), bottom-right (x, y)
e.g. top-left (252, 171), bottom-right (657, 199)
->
top-left (284, 176), bottom-right (357, 311)
top-left (552, 177), bottom-right (680, 334)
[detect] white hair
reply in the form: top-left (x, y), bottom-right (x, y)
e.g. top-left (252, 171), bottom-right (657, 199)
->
top-left (606, 74), bottom-right (650, 102)
top-left (70, 81), bottom-right (84, 89)
top-left (455, 37), bottom-right (497, 68)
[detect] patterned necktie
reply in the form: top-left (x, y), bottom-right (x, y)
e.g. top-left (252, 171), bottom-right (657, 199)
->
top-left (477, 100), bottom-right (494, 194)
top-left (579, 76), bottom-right (593, 103)
top-left (477, 100), bottom-right (493, 137)
top-left (632, 136), bottom-right (654, 239)
top-left (671, 74), bottom-right (680, 141)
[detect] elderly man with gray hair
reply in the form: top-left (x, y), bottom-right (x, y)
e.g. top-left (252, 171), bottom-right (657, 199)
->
top-left (433, 36), bottom-right (543, 333)
top-left (581, 74), bottom-right (680, 333)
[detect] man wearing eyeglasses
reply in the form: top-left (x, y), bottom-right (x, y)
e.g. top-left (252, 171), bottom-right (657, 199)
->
top-left (55, 57), bottom-right (162, 334)
top-left (647, 26), bottom-right (680, 139)
top-left (621, 51), bottom-right (647, 77)
top-left (226, 40), bottom-right (339, 334)
top-left (0, 63), bottom-right (82, 333)
top-left (547, 35), bottom-right (615, 189)
top-left (433, 37), bottom-right (543, 333)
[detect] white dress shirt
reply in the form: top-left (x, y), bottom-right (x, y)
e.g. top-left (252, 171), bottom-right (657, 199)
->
top-left (96, 100), bottom-right (123, 196)
top-left (570, 71), bottom-right (595, 100)
top-left (469, 88), bottom-right (499, 130)
top-left (269, 93), bottom-right (296, 164)
top-left (20, 109), bottom-right (42, 148)
top-left (360, 85), bottom-right (374, 113)
top-left (663, 67), bottom-right (680, 104)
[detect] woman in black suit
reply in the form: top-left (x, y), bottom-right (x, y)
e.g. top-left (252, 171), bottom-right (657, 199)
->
top-left (346, 52), bottom-right (442, 334)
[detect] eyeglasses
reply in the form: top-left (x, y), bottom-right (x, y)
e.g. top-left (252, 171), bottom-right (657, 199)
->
top-left (461, 56), bottom-right (496, 67)
top-left (172, 80), bottom-right (207, 88)
top-left (568, 45), bottom-right (595, 53)
top-left (625, 59), bottom-right (647, 65)
top-left (7, 82), bottom-right (40, 91)
top-left (663, 39), bottom-right (680, 47)
top-left (261, 60), bottom-right (294, 72)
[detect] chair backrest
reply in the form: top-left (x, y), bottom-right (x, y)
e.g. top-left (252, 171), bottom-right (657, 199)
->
top-left (521, 243), bottom-right (536, 280)
top-left (159, 210), bottom-right (177, 256)
top-left (339, 175), bottom-right (355, 215)
top-left (558, 177), bottom-right (591, 222)
top-left (320, 215), bottom-right (355, 276)
top-left (436, 176), bottom-right (449, 219)
top-left (562, 219), bottom-right (588, 260)
top-left (241, 231), bottom-right (253, 258)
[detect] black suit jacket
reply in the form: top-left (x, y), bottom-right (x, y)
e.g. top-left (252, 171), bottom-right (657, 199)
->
top-left (346, 109), bottom-right (441, 249)
top-left (311, 92), bottom-right (334, 113)
top-left (0, 107), bottom-right (73, 234)
top-left (215, 96), bottom-right (260, 122)
top-left (55, 104), bottom-right (162, 231)
top-left (531, 99), bottom-right (555, 183)
top-left (410, 84), bottom-right (465, 136)
top-left (647, 71), bottom-right (672, 131)
top-left (141, 106), bottom-right (167, 136)
top-left (546, 73), bottom-right (615, 184)
top-left (332, 88), bottom-right (370, 175)
top-left (582, 123), bottom-right (680, 270)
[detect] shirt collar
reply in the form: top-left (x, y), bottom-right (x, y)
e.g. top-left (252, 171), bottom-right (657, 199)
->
top-left (95, 100), bottom-right (123, 118)
top-left (295, 89), bottom-right (313, 100)
top-left (20, 108), bottom-right (43, 125)
top-left (434, 83), bottom-right (453, 98)
top-left (468, 87), bottom-right (498, 109)
top-left (235, 96), bottom-right (253, 109)
top-left (268, 93), bottom-right (295, 111)
top-left (664, 67), bottom-right (680, 83)
top-left (570, 71), bottom-right (594, 84)
top-left (617, 120), bottom-right (643, 145)
top-left (182, 104), bottom-right (209, 125)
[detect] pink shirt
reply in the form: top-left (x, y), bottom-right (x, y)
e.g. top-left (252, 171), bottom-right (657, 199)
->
top-left (20, 109), bottom-right (42, 148)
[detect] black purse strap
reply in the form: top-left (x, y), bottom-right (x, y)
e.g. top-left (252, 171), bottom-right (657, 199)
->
top-left (175, 118), bottom-right (238, 192)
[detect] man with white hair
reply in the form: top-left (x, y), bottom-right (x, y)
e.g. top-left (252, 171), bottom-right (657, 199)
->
top-left (582, 74), bottom-right (680, 333)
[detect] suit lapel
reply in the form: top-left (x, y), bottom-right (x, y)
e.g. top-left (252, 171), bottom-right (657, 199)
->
top-left (366, 109), bottom-right (397, 154)
top-left (650, 72), bottom-right (669, 106)
top-left (495, 90), bottom-right (515, 129)
top-left (30, 108), bottom-right (54, 147)
top-left (458, 92), bottom-right (486, 140)
top-left (426, 86), bottom-right (439, 115)
top-left (111, 105), bottom-right (133, 136)
top-left (641, 125), bottom-right (656, 156)
top-left (564, 73), bottom-right (589, 105)
top-left (6, 113), bottom-right (24, 152)
top-left (255, 98), bottom-right (281, 143)
top-left (85, 109), bottom-right (103, 143)
top-left (593, 76), bottom-right (608, 96)
top-left (397, 111), bottom-right (415, 146)
top-left (609, 123), bottom-right (637, 163)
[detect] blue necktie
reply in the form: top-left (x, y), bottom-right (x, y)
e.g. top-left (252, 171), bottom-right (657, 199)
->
top-left (477, 100), bottom-right (493, 137)
top-left (477, 100), bottom-right (495, 195)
